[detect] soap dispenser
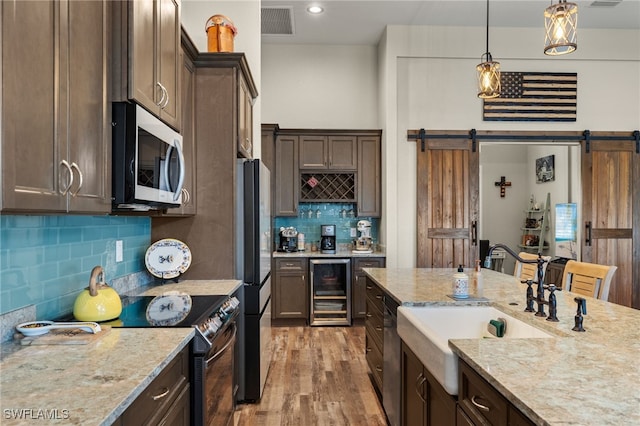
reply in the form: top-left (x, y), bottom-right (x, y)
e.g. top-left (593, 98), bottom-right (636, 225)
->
top-left (453, 265), bottom-right (469, 298)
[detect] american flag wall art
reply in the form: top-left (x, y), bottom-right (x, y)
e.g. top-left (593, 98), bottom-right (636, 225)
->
top-left (482, 72), bottom-right (577, 122)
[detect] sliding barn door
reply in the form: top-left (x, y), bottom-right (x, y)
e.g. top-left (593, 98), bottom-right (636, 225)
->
top-left (416, 138), bottom-right (479, 268)
top-left (581, 137), bottom-right (639, 308)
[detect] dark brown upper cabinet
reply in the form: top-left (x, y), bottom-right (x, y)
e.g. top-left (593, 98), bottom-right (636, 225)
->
top-left (112, 0), bottom-right (181, 130)
top-left (299, 135), bottom-right (358, 170)
top-left (1, 0), bottom-right (111, 213)
top-left (273, 129), bottom-right (382, 217)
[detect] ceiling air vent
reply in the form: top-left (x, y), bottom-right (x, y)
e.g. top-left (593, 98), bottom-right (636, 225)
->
top-left (589, 0), bottom-right (622, 6)
top-left (262, 7), bottom-right (295, 35)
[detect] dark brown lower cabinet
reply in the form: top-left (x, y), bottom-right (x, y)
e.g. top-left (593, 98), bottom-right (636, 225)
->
top-left (117, 345), bottom-right (190, 425)
top-left (458, 359), bottom-right (534, 426)
top-left (401, 341), bottom-right (456, 426)
top-left (352, 257), bottom-right (386, 319)
top-left (365, 277), bottom-right (385, 394)
top-left (273, 258), bottom-right (308, 319)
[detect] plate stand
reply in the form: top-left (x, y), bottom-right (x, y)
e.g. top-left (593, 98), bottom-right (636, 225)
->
top-left (154, 271), bottom-right (183, 285)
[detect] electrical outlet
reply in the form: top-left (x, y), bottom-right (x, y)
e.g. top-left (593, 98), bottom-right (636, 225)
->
top-left (350, 228), bottom-right (357, 238)
top-left (116, 240), bottom-right (123, 263)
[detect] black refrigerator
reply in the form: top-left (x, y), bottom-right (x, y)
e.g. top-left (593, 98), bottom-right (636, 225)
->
top-left (235, 159), bottom-right (272, 402)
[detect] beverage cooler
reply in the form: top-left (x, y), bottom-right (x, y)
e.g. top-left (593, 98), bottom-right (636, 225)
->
top-left (310, 259), bottom-right (351, 326)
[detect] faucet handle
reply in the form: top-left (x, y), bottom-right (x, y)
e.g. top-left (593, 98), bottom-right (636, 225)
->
top-left (572, 297), bottom-right (587, 332)
top-left (574, 297), bottom-right (587, 315)
top-left (544, 284), bottom-right (560, 293)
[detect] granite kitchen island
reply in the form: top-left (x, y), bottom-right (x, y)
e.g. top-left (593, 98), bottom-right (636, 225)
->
top-left (364, 267), bottom-right (640, 425)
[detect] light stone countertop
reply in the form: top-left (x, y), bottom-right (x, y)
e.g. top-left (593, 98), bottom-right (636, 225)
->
top-left (273, 249), bottom-right (386, 258)
top-left (0, 327), bottom-right (193, 425)
top-left (364, 267), bottom-right (640, 426)
top-left (0, 279), bottom-right (241, 425)
top-left (123, 279), bottom-right (242, 297)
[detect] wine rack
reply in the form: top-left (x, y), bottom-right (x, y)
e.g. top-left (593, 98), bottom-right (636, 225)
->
top-left (300, 173), bottom-right (355, 202)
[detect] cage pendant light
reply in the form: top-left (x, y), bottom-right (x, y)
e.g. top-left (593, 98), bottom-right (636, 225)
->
top-left (544, 0), bottom-right (578, 55)
top-left (477, 0), bottom-right (500, 99)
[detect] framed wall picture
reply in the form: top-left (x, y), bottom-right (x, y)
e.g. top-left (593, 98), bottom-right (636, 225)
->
top-left (536, 155), bottom-right (555, 183)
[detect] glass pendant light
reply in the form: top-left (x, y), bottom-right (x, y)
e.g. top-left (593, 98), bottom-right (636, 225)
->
top-left (477, 0), bottom-right (500, 98)
top-left (544, 0), bottom-right (578, 55)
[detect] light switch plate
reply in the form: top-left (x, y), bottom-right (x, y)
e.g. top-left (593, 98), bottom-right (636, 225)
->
top-left (116, 240), bottom-right (123, 263)
top-left (350, 228), bottom-right (357, 237)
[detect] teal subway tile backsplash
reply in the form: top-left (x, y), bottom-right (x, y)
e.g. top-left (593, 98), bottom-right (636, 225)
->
top-left (274, 203), bottom-right (379, 247)
top-left (0, 215), bottom-right (151, 320)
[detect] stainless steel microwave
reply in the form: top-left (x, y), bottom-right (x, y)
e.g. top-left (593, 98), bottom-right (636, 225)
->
top-left (112, 102), bottom-right (185, 211)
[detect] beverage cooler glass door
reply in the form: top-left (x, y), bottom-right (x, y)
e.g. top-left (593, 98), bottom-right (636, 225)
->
top-left (310, 259), bottom-right (351, 326)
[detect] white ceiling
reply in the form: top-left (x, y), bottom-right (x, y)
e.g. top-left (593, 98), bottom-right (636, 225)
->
top-left (261, 0), bottom-right (640, 45)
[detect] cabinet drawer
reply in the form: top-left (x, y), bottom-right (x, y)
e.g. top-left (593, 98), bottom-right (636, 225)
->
top-left (365, 280), bottom-right (384, 312)
top-left (365, 299), bottom-right (384, 347)
top-left (275, 258), bottom-right (307, 271)
top-left (365, 334), bottom-right (383, 391)
top-left (353, 257), bottom-right (385, 273)
top-left (123, 347), bottom-right (189, 424)
top-left (459, 360), bottom-right (509, 426)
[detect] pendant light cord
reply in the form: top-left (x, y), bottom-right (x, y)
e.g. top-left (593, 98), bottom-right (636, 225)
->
top-left (485, 0), bottom-right (490, 55)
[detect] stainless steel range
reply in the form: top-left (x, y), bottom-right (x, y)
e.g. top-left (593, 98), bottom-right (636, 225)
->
top-left (102, 293), bottom-right (240, 426)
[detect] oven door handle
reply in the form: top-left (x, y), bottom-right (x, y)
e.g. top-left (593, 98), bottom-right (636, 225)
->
top-left (205, 322), bottom-right (237, 366)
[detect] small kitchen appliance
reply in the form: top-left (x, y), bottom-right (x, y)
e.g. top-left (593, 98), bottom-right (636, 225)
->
top-left (320, 224), bottom-right (336, 254)
top-left (278, 226), bottom-right (298, 252)
top-left (353, 220), bottom-right (373, 253)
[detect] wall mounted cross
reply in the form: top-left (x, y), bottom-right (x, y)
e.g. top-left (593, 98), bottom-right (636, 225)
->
top-left (495, 176), bottom-right (512, 198)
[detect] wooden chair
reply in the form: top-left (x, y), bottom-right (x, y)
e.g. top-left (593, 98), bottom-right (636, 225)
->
top-left (561, 260), bottom-right (618, 301)
top-left (513, 252), bottom-right (551, 282)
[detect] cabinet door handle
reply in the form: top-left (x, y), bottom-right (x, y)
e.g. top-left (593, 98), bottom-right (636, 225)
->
top-left (585, 221), bottom-right (592, 246)
top-left (69, 162), bottom-right (83, 196)
top-left (375, 365), bottom-right (383, 373)
top-left (156, 82), bottom-right (167, 108)
top-left (471, 395), bottom-right (490, 412)
top-left (415, 373), bottom-right (427, 403)
top-left (471, 221), bottom-right (478, 245)
top-left (375, 295), bottom-right (382, 300)
top-left (59, 160), bottom-right (74, 195)
top-left (375, 326), bottom-right (382, 332)
top-left (152, 387), bottom-right (170, 401)
top-left (365, 346), bottom-right (372, 353)
top-left (162, 86), bottom-right (170, 109)
top-left (366, 285), bottom-right (372, 290)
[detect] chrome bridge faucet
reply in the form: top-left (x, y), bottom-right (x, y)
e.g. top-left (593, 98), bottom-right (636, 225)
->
top-left (484, 244), bottom-right (549, 317)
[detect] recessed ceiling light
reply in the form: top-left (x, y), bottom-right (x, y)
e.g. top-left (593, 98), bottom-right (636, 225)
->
top-left (307, 5), bottom-right (324, 14)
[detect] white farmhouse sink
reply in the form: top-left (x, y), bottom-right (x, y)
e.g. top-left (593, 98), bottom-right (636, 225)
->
top-left (397, 306), bottom-right (553, 395)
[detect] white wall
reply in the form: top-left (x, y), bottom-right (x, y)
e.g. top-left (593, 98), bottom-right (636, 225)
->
top-left (479, 145), bottom-right (529, 274)
top-left (261, 44), bottom-right (379, 128)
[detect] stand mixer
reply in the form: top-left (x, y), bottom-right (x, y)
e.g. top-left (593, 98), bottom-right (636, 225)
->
top-left (353, 220), bottom-right (373, 253)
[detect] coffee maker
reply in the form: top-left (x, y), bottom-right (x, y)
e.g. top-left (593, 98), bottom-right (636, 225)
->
top-left (320, 224), bottom-right (336, 254)
top-left (278, 227), bottom-right (298, 252)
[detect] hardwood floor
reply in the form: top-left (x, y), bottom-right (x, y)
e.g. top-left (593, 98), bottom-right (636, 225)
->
top-left (233, 325), bottom-right (388, 426)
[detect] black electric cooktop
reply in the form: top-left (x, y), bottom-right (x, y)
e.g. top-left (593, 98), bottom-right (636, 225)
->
top-left (100, 295), bottom-right (228, 328)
